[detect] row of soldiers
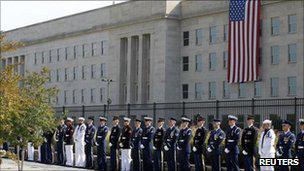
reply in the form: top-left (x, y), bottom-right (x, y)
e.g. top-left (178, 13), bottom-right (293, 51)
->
top-left (25, 115), bottom-right (304, 171)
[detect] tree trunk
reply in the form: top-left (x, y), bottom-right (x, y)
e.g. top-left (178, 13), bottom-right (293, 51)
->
top-left (21, 149), bottom-right (25, 171)
top-left (16, 145), bottom-right (20, 171)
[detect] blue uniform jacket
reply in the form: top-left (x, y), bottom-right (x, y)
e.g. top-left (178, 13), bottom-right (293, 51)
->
top-left (225, 125), bottom-right (241, 154)
top-left (131, 127), bottom-right (143, 149)
top-left (141, 125), bottom-right (155, 149)
top-left (276, 131), bottom-right (296, 158)
top-left (164, 126), bottom-right (179, 150)
top-left (85, 124), bottom-right (96, 145)
top-left (177, 127), bottom-right (192, 153)
top-left (208, 128), bottom-right (226, 155)
top-left (96, 125), bottom-right (108, 146)
top-left (295, 131), bottom-right (304, 158)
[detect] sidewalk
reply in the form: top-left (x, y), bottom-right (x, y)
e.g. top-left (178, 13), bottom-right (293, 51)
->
top-left (1, 158), bottom-right (90, 171)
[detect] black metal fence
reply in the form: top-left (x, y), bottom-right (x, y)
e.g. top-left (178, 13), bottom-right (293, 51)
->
top-left (55, 97), bottom-right (304, 132)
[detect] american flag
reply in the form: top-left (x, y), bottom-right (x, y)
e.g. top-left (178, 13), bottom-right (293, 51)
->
top-left (228, 0), bottom-right (261, 83)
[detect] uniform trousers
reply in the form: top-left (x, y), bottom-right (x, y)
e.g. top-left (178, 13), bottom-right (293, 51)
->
top-left (27, 142), bottom-right (35, 161)
top-left (75, 142), bottom-right (86, 167)
top-left (260, 153), bottom-right (275, 171)
top-left (65, 145), bottom-right (74, 166)
top-left (121, 149), bottom-right (132, 171)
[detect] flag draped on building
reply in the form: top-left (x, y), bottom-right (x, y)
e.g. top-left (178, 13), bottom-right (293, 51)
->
top-left (228, 0), bottom-right (261, 83)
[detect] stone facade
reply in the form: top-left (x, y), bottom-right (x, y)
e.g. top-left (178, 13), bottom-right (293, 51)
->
top-left (1, 0), bottom-right (303, 108)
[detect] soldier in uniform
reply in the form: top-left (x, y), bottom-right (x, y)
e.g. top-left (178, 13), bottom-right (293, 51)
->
top-left (207, 119), bottom-right (226, 171)
top-left (119, 117), bottom-right (133, 171)
top-left (131, 119), bottom-right (143, 171)
top-left (258, 119), bottom-right (276, 171)
top-left (295, 119), bottom-right (304, 170)
top-left (177, 117), bottom-right (192, 171)
top-left (109, 116), bottom-right (121, 171)
top-left (193, 116), bottom-right (207, 171)
top-left (276, 120), bottom-right (296, 171)
top-left (163, 117), bottom-right (179, 171)
top-left (224, 115), bottom-right (241, 171)
top-left (85, 116), bottom-right (96, 169)
top-left (74, 117), bottom-right (87, 167)
top-left (95, 117), bottom-right (109, 171)
top-left (141, 117), bottom-right (155, 171)
top-left (54, 118), bottom-right (67, 165)
top-left (241, 115), bottom-right (258, 171)
top-left (41, 130), bottom-right (53, 164)
top-left (153, 118), bottom-right (165, 171)
top-left (64, 117), bottom-right (74, 166)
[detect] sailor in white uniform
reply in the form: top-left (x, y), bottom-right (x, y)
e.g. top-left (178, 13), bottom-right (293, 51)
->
top-left (27, 141), bottom-right (35, 161)
top-left (258, 119), bottom-right (276, 171)
top-left (73, 117), bottom-right (87, 167)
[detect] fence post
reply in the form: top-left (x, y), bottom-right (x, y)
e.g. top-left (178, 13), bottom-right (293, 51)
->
top-left (127, 103), bottom-right (131, 117)
top-left (182, 101), bottom-right (185, 116)
top-left (294, 97), bottom-right (298, 133)
top-left (251, 98), bottom-right (255, 116)
top-left (216, 100), bottom-right (219, 119)
top-left (103, 104), bottom-right (107, 117)
top-left (82, 105), bottom-right (85, 118)
top-left (153, 102), bottom-right (156, 126)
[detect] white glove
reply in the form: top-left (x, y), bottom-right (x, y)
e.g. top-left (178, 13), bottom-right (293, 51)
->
top-left (224, 148), bottom-right (230, 154)
top-left (276, 151), bottom-right (282, 157)
top-left (242, 150), bottom-right (248, 155)
top-left (207, 147), bottom-right (212, 152)
top-left (109, 143), bottom-right (112, 147)
top-left (95, 142), bottom-right (99, 146)
top-left (192, 147), bottom-right (197, 152)
top-left (164, 146), bottom-right (169, 151)
top-left (119, 143), bottom-right (123, 147)
top-left (140, 144), bottom-right (145, 149)
top-left (177, 146), bottom-right (181, 150)
top-left (153, 146), bottom-right (156, 150)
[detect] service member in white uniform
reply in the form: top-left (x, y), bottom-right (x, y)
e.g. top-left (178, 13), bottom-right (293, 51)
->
top-left (119, 117), bottom-right (133, 171)
top-left (27, 141), bottom-right (35, 161)
top-left (73, 117), bottom-right (87, 167)
top-left (258, 119), bottom-right (276, 171)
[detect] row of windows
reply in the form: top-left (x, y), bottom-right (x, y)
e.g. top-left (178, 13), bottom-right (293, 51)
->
top-left (34, 41), bottom-right (107, 65)
top-left (55, 88), bottom-right (104, 105)
top-left (49, 63), bottom-right (106, 82)
top-left (182, 76), bottom-right (297, 100)
top-left (183, 14), bottom-right (298, 46)
top-left (271, 43), bottom-right (298, 64)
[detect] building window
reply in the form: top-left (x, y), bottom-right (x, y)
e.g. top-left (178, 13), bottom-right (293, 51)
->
top-left (100, 88), bottom-right (103, 102)
top-left (223, 81), bottom-right (230, 99)
top-left (238, 83), bottom-right (246, 98)
top-left (271, 17), bottom-right (280, 36)
top-left (55, 96), bottom-right (59, 105)
top-left (254, 81), bottom-right (262, 97)
top-left (73, 66), bottom-right (77, 80)
top-left (57, 48), bottom-right (61, 61)
top-left (182, 56), bottom-right (189, 71)
top-left (223, 51), bottom-right (228, 69)
top-left (134, 83), bottom-right (139, 102)
top-left (64, 90), bottom-right (68, 104)
top-left (195, 54), bottom-right (202, 72)
top-left (123, 84), bottom-right (128, 103)
top-left (223, 25), bottom-right (228, 42)
top-left (64, 47), bottom-right (69, 60)
top-left (41, 52), bottom-right (45, 64)
top-left (147, 83), bottom-right (150, 101)
top-left (208, 82), bottom-right (216, 99)
top-left (287, 76), bottom-right (297, 96)
top-left (101, 41), bottom-right (106, 55)
top-left (91, 88), bottom-right (96, 103)
top-left (56, 69), bottom-right (60, 82)
top-left (182, 84), bottom-right (188, 99)
top-left (81, 89), bottom-right (85, 103)
top-left (82, 44), bottom-right (89, 58)
top-left (73, 45), bottom-right (78, 59)
top-left (209, 26), bottom-right (218, 43)
top-left (34, 53), bottom-right (37, 65)
top-left (91, 64), bottom-right (96, 79)
top-left (271, 45), bottom-right (280, 65)
top-left (195, 29), bottom-right (203, 46)
top-left (82, 65), bottom-right (86, 79)
top-left (288, 14), bottom-right (297, 33)
top-left (72, 89), bottom-right (76, 104)
top-left (100, 63), bottom-right (105, 77)
top-left (48, 50), bottom-right (52, 63)
top-left (195, 82), bottom-right (203, 100)
top-left (183, 31), bottom-right (189, 46)
top-left (270, 77), bottom-right (279, 97)
top-left (209, 52), bottom-right (217, 71)
top-left (288, 43), bottom-right (297, 63)
top-left (64, 68), bottom-right (68, 81)
top-left (92, 42), bottom-right (98, 56)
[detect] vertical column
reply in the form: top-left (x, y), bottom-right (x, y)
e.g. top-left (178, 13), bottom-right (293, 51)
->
top-left (129, 36), bottom-right (139, 104)
top-left (13, 56), bottom-right (19, 74)
top-left (141, 34), bottom-right (151, 103)
top-left (119, 37), bottom-right (128, 104)
top-left (137, 36), bottom-right (143, 104)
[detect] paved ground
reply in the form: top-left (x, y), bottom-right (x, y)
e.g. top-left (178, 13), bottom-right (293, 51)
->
top-left (1, 158), bottom-right (90, 171)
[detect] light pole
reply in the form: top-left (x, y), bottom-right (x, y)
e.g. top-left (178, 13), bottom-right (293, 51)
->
top-left (101, 77), bottom-right (114, 117)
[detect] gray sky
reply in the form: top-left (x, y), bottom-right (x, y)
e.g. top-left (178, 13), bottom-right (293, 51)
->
top-left (0, 1), bottom-right (125, 31)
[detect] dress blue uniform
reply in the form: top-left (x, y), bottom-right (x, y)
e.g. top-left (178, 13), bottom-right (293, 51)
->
top-left (96, 117), bottom-right (108, 171)
top-left (85, 119), bottom-right (96, 169)
top-left (207, 119), bottom-right (225, 171)
top-left (193, 117), bottom-right (207, 171)
top-left (141, 117), bottom-right (155, 171)
top-left (295, 119), bottom-right (304, 171)
top-left (177, 121), bottom-right (192, 171)
top-left (131, 120), bottom-right (143, 171)
top-left (241, 116), bottom-right (258, 171)
top-left (55, 123), bottom-right (67, 165)
top-left (163, 118), bottom-right (179, 171)
top-left (109, 120), bottom-right (121, 171)
top-left (153, 118), bottom-right (165, 171)
top-left (41, 131), bottom-right (53, 164)
top-left (225, 115), bottom-right (241, 171)
top-left (276, 120), bottom-right (296, 171)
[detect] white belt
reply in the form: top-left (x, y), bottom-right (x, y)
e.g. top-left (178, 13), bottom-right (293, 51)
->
top-left (143, 137), bottom-right (148, 139)
top-left (228, 140), bottom-right (234, 142)
top-left (97, 136), bottom-right (102, 138)
top-left (179, 140), bottom-right (184, 142)
top-left (122, 137), bottom-right (126, 139)
top-left (298, 146), bottom-right (304, 149)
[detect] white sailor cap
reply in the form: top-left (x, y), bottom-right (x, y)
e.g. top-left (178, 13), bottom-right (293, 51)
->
top-left (228, 115), bottom-right (238, 121)
top-left (299, 119), bottom-right (304, 125)
top-left (78, 117), bottom-right (85, 121)
top-left (123, 117), bottom-right (131, 122)
top-left (263, 119), bottom-right (272, 124)
top-left (99, 117), bottom-right (107, 121)
top-left (66, 117), bottom-right (74, 122)
top-left (144, 117), bottom-right (153, 121)
top-left (181, 117), bottom-right (191, 122)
